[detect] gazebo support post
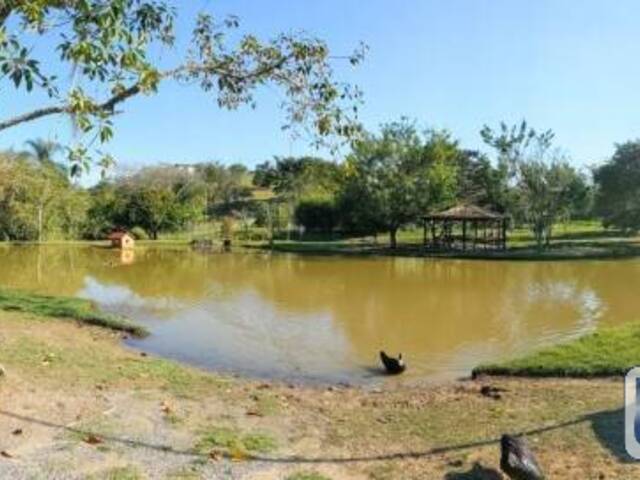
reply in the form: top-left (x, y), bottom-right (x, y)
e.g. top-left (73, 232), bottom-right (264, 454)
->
top-left (423, 218), bottom-right (427, 249)
top-left (473, 221), bottom-right (478, 251)
top-left (483, 222), bottom-right (487, 250)
top-left (462, 219), bottom-right (467, 251)
top-left (431, 219), bottom-right (437, 250)
top-left (502, 218), bottom-right (508, 250)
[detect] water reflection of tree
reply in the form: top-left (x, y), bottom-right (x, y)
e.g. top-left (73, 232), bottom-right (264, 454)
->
top-left (0, 246), bottom-right (88, 295)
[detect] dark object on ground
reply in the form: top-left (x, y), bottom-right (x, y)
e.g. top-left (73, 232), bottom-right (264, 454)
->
top-left (223, 239), bottom-right (232, 251)
top-left (11, 428), bottom-right (22, 436)
top-left (379, 351), bottom-right (406, 374)
top-left (500, 434), bottom-right (545, 480)
top-left (480, 385), bottom-right (508, 400)
top-left (83, 434), bottom-right (103, 445)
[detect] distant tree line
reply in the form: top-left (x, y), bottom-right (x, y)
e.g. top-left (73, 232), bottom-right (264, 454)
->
top-left (3, 118), bottom-right (638, 249)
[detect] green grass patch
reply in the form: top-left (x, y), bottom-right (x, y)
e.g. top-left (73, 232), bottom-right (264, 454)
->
top-left (0, 327), bottom-right (224, 396)
top-left (473, 322), bottom-right (640, 377)
top-left (0, 289), bottom-right (148, 336)
top-left (286, 472), bottom-right (332, 480)
top-left (195, 427), bottom-right (276, 455)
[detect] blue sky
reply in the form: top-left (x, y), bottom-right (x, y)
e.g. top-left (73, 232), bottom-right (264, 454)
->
top-left (4, 0), bottom-right (640, 176)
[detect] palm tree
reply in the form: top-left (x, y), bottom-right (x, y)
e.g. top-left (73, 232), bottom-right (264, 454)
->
top-left (24, 139), bottom-right (67, 175)
top-left (23, 139), bottom-right (66, 243)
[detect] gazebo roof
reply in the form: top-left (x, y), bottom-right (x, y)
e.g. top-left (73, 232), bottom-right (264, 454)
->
top-left (423, 204), bottom-right (506, 221)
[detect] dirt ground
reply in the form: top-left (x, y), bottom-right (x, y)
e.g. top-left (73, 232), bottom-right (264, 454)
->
top-left (0, 311), bottom-right (638, 479)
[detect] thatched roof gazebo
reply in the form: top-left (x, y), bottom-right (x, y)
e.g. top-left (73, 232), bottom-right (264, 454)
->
top-left (422, 205), bottom-right (508, 251)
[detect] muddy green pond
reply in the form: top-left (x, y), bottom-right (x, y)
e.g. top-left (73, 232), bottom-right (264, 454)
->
top-left (0, 245), bottom-right (637, 383)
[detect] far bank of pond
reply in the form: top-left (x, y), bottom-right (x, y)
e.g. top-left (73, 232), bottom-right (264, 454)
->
top-left (251, 238), bottom-right (640, 261)
top-left (1, 244), bottom-right (640, 384)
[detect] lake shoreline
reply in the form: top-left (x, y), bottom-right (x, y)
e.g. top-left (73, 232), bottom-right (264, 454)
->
top-left (0, 308), bottom-right (636, 478)
top-left (4, 236), bottom-right (640, 261)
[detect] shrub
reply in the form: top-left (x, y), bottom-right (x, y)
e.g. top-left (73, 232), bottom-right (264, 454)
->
top-left (129, 226), bottom-right (149, 240)
top-left (294, 198), bottom-right (338, 233)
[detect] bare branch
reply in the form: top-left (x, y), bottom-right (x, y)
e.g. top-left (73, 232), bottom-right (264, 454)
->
top-left (0, 106), bottom-right (69, 132)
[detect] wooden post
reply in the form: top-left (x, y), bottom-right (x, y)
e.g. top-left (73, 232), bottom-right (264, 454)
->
top-left (473, 221), bottom-right (478, 250)
top-left (502, 218), bottom-right (508, 250)
top-left (431, 219), bottom-right (437, 250)
top-left (462, 219), bottom-right (467, 251)
top-left (423, 217), bottom-right (427, 248)
top-left (483, 222), bottom-right (487, 250)
top-left (267, 200), bottom-right (274, 248)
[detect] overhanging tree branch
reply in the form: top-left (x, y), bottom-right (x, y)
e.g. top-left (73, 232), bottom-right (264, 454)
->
top-left (0, 82), bottom-right (142, 132)
top-left (0, 55), bottom-right (294, 133)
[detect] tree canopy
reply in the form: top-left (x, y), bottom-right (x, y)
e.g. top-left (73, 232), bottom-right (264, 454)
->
top-left (1, 1), bottom-right (365, 175)
top-left (594, 140), bottom-right (640, 232)
top-left (482, 121), bottom-right (587, 249)
top-left (339, 119), bottom-right (458, 248)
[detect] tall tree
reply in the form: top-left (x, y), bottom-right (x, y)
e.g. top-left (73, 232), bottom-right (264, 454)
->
top-left (516, 159), bottom-right (580, 249)
top-left (480, 120), bottom-right (554, 178)
top-left (254, 157), bottom-right (341, 200)
top-left (593, 140), bottom-right (640, 231)
top-left (482, 121), bottom-right (580, 249)
top-left (0, 151), bottom-right (86, 241)
top-left (120, 167), bottom-right (205, 239)
top-left (1, 2), bottom-right (365, 175)
top-left (339, 119), bottom-right (458, 248)
top-left (454, 150), bottom-right (511, 212)
top-left (197, 162), bottom-right (252, 217)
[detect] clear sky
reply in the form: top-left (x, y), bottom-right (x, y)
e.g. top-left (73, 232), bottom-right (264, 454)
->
top-left (4, 0), bottom-right (640, 176)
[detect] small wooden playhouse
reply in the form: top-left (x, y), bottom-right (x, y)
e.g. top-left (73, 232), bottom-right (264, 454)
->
top-left (108, 231), bottom-right (135, 250)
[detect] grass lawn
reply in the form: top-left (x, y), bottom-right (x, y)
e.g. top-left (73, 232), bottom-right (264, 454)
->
top-left (0, 288), bottom-right (148, 337)
top-left (473, 322), bottom-right (640, 378)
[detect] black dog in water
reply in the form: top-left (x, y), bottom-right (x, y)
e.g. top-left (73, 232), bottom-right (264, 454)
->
top-left (379, 351), bottom-right (406, 374)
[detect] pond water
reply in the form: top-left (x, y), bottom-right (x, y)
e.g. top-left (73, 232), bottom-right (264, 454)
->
top-left (0, 245), bottom-right (638, 383)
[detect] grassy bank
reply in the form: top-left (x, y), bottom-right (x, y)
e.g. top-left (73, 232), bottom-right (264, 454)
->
top-left (473, 322), bottom-right (640, 378)
top-left (249, 238), bottom-right (640, 261)
top-left (242, 220), bottom-right (640, 261)
top-left (0, 289), bottom-right (148, 337)
top-left (4, 221), bottom-right (640, 261)
top-left (0, 309), bottom-right (637, 479)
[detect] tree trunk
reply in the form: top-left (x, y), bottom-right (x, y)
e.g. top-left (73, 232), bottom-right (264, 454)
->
top-left (534, 223), bottom-right (544, 251)
top-left (37, 203), bottom-right (43, 243)
top-left (389, 228), bottom-right (398, 249)
top-left (545, 225), bottom-right (552, 248)
top-left (267, 201), bottom-right (274, 248)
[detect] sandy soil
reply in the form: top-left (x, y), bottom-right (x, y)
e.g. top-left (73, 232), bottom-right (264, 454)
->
top-left (0, 311), bottom-right (638, 479)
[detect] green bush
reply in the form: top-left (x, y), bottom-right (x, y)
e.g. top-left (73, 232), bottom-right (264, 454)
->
top-left (294, 198), bottom-right (338, 233)
top-left (129, 226), bottom-right (149, 240)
